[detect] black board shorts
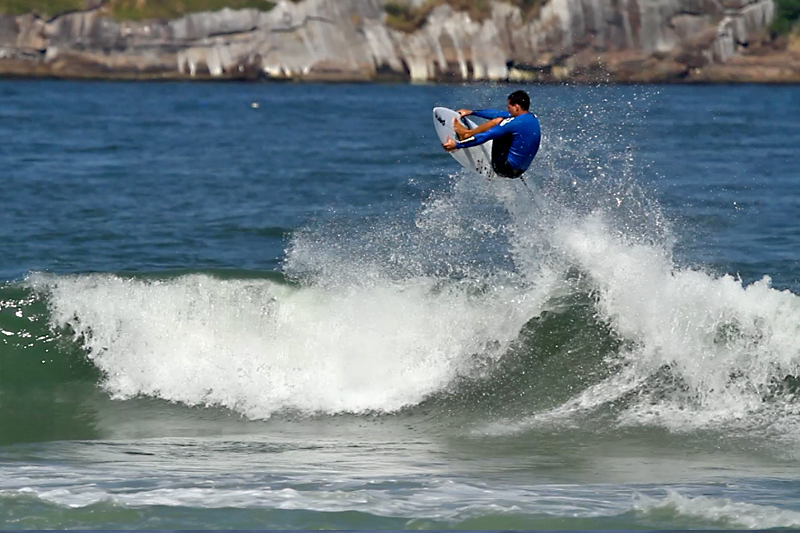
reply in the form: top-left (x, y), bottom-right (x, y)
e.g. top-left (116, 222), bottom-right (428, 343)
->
top-left (491, 134), bottom-right (525, 179)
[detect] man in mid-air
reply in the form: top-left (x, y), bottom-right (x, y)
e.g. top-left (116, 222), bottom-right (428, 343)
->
top-left (442, 90), bottom-right (541, 179)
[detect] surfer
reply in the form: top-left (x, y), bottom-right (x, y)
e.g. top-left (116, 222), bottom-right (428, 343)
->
top-left (442, 90), bottom-right (540, 179)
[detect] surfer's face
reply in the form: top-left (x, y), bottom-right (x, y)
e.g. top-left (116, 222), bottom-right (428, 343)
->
top-left (507, 100), bottom-right (523, 116)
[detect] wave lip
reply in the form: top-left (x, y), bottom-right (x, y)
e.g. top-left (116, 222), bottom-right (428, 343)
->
top-left (538, 212), bottom-right (800, 430)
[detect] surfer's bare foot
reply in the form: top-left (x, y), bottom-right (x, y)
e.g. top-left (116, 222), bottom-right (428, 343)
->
top-left (453, 118), bottom-right (469, 140)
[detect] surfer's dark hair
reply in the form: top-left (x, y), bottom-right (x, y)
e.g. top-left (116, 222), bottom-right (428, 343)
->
top-left (507, 90), bottom-right (530, 111)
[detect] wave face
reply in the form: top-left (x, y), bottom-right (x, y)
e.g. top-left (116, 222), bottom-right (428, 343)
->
top-left (11, 172), bottom-right (800, 442)
top-left (4, 85), bottom-right (799, 446)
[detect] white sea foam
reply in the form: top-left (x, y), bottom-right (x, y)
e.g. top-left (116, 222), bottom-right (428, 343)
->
top-left (530, 210), bottom-right (800, 430)
top-left (25, 168), bottom-right (565, 419)
top-left (447, 158), bottom-right (800, 437)
top-left (10, 474), bottom-right (800, 529)
top-left (634, 490), bottom-right (800, 529)
top-left (4, 481), bottom-right (607, 518)
top-left (29, 270), bottom-right (544, 418)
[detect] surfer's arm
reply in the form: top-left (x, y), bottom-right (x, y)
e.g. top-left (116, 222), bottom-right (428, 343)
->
top-left (454, 133), bottom-right (489, 149)
top-left (471, 109), bottom-right (512, 120)
top-left (453, 116), bottom-right (503, 140)
top-left (455, 118), bottom-right (513, 149)
top-left (453, 108), bottom-right (512, 140)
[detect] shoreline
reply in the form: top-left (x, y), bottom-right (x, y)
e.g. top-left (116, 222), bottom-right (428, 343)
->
top-left (2, 56), bottom-right (800, 84)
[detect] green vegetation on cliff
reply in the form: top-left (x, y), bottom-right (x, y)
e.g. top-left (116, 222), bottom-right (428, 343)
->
top-left (0, 0), bottom-right (277, 19)
top-left (384, 0), bottom-right (543, 32)
top-left (0, 0), bottom-right (82, 16)
top-left (107, 0), bottom-right (275, 21)
top-left (772, 0), bottom-right (800, 34)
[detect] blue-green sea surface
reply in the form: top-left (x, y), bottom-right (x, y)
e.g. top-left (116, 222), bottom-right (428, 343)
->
top-left (1, 80), bottom-right (800, 529)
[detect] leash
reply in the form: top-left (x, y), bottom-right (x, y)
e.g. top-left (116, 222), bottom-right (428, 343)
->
top-left (519, 176), bottom-right (536, 198)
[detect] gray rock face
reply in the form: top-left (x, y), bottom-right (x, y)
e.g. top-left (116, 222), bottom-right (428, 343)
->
top-left (0, 0), bottom-right (780, 81)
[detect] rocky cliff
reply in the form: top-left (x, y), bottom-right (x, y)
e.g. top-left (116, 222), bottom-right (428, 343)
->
top-left (0, 0), bottom-right (798, 82)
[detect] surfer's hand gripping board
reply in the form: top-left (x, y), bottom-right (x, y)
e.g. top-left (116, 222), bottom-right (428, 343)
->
top-left (433, 107), bottom-right (496, 179)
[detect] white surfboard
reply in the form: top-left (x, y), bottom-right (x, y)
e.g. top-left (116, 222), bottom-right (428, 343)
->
top-left (433, 107), bottom-right (495, 179)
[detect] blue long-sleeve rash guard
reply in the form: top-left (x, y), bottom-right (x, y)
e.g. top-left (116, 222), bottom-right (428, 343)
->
top-left (456, 109), bottom-right (541, 171)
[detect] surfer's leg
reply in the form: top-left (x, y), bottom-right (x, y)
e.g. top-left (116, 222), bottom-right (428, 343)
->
top-left (492, 158), bottom-right (524, 179)
top-left (454, 117), bottom-right (503, 140)
top-left (491, 134), bottom-right (512, 174)
top-left (490, 134), bottom-right (523, 178)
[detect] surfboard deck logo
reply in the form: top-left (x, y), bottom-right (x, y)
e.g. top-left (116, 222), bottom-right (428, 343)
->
top-left (432, 107), bottom-right (495, 179)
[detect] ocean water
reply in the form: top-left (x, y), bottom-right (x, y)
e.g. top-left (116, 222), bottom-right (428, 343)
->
top-left (1, 79), bottom-right (800, 529)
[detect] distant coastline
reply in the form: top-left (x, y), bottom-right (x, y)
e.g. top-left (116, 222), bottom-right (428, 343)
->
top-left (1, 0), bottom-right (799, 84)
